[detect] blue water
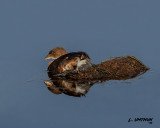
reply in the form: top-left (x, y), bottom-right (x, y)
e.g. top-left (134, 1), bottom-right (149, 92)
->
top-left (0, 0), bottom-right (159, 128)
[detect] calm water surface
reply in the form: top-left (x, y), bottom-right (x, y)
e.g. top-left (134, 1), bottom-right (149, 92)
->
top-left (0, 1), bottom-right (160, 128)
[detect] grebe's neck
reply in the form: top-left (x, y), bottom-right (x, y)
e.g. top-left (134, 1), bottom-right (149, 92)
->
top-left (47, 60), bottom-right (54, 68)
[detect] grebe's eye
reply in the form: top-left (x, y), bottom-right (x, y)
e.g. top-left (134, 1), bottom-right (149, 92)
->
top-left (51, 51), bottom-right (55, 54)
top-left (49, 51), bottom-right (55, 54)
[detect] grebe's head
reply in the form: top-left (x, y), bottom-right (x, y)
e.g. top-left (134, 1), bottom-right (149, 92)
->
top-left (45, 47), bottom-right (68, 60)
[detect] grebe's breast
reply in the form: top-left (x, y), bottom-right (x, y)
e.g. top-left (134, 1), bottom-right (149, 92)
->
top-left (47, 52), bottom-right (92, 75)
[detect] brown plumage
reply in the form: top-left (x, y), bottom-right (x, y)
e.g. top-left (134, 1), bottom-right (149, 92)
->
top-left (47, 51), bottom-right (92, 75)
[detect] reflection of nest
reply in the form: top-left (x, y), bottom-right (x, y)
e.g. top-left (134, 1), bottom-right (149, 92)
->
top-left (45, 56), bottom-right (149, 97)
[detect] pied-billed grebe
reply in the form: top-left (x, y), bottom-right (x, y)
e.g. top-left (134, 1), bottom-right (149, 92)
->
top-left (45, 47), bottom-right (92, 75)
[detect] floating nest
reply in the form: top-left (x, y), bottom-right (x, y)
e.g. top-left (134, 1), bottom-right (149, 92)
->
top-left (58, 56), bottom-right (149, 81)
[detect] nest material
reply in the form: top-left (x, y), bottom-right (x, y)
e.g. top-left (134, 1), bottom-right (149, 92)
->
top-left (65, 56), bottom-right (149, 80)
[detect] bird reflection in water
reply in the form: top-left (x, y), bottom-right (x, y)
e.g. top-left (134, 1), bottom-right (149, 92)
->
top-left (44, 78), bottom-right (97, 97)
